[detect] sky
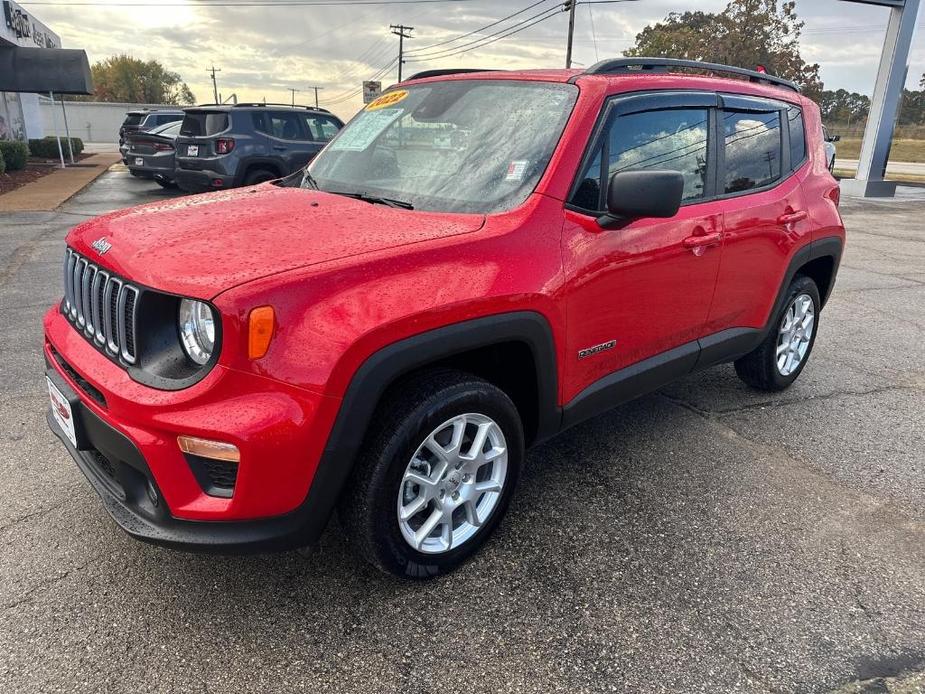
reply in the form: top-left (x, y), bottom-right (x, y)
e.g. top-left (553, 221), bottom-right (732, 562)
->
top-left (17, 0), bottom-right (925, 120)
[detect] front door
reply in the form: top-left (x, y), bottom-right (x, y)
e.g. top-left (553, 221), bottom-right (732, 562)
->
top-left (562, 92), bottom-right (725, 403)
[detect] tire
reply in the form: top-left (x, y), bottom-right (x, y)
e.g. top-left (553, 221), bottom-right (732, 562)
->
top-left (242, 168), bottom-right (277, 186)
top-left (734, 274), bottom-right (821, 391)
top-left (339, 369), bottom-right (525, 579)
top-left (154, 177), bottom-right (177, 189)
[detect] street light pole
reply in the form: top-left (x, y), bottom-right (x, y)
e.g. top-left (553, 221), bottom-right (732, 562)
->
top-left (565, 0), bottom-right (577, 68)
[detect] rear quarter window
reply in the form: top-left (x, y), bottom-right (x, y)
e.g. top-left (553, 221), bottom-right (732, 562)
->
top-left (123, 114), bottom-right (143, 126)
top-left (787, 105), bottom-right (807, 169)
top-left (180, 112), bottom-right (229, 137)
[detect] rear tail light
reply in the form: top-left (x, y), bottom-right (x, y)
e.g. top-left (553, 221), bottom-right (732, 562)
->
top-left (153, 142), bottom-right (174, 152)
top-left (215, 138), bottom-right (235, 154)
top-left (827, 185), bottom-right (841, 207)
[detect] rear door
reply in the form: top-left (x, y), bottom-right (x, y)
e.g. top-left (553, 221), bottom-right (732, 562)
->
top-left (299, 113), bottom-right (342, 162)
top-left (265, 110), bottom-right (314, 173)
top-left (706, 97), bottom-right (811, 334)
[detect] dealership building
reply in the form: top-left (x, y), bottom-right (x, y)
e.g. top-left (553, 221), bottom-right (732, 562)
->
top-left (1, 0), bottom-right (62, 141)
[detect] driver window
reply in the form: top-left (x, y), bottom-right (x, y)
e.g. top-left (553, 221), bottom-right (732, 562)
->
top-left (572, 107), bottom-right (709, 211)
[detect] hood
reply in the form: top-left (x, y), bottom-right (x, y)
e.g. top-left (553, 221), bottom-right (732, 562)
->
top-left (67, 185), bottom-right (486, 298)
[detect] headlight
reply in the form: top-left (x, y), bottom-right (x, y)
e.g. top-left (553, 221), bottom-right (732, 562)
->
top-left (178, 299), bottom-right (215, 365)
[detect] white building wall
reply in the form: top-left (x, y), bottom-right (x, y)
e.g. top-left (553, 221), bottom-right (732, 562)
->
top-left (38, 99), bottom-right (178, 143)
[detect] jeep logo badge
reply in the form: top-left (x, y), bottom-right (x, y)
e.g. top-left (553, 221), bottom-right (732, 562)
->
top-left (90, 238), bottom-right (112, 255)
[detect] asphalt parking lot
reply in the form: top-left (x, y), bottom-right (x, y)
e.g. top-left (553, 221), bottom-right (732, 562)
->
top-left (1, 169), bottom-right (923, 693)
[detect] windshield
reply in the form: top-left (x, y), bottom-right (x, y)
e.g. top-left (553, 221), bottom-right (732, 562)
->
top-left (305, 80), bottom-right (577, 213)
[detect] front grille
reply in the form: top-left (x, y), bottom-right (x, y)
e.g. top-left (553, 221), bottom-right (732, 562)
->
top-left (63, 248), bottom-right (139, 364)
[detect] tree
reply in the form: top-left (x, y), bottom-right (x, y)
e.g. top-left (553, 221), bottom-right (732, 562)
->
top-left (76, 55), bottom-right (196, 105)
top-left (625, 0), bottom-right (823, 99)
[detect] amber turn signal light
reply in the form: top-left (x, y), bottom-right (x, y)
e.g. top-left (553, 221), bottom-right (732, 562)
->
top-left (248, 305), bottom-right (275, 360)
top-left (177, 436), bottom-right (240, 462)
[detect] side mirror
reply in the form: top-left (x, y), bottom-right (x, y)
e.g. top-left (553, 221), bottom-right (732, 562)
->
top-left (598, 170), bottom-right (684, 228)
top-left (831, 134), bottom-right (841, 142)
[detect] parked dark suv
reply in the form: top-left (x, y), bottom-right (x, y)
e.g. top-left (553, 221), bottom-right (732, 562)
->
top-left (119, 109), bottom-right (185, 148)
top-left (173, 103), bottom-right (343, 192)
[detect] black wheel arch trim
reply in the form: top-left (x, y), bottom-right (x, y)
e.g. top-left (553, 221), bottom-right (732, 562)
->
top-left (294, 310), bottom-right (560, 546)
top-left (236, 156), bottom-right (286, 185)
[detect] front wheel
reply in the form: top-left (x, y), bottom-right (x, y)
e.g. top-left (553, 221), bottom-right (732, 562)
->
top-left (339, 370), bottom-right (524, 579)
top-left (735, 274), bottom-right (821, 391)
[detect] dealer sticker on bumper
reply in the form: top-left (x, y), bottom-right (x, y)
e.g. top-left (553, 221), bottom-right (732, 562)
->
top-left (47, 376), bottom-right (77, 447)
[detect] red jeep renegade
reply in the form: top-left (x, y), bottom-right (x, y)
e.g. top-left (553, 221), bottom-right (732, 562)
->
top-left (44, 59), bottom-right (844, 578)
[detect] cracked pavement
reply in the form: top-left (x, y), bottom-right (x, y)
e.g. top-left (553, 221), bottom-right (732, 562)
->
top-left (0, 172), bottom-right (923, 693)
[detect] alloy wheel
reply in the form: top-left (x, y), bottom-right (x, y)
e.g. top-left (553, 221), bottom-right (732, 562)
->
top-left (776, 292), bottom-right (815, 376)
top-left (396, 413), bottom-right (508, 554)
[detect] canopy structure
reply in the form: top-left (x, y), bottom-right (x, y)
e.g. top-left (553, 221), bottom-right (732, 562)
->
top-left (0, 46), bottom-right (92, 94)
top-left (840, 0), bottom-right (922, 197)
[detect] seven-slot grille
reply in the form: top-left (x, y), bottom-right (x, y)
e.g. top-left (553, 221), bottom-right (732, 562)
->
top-left (62, 248), bottom-right (140, 364)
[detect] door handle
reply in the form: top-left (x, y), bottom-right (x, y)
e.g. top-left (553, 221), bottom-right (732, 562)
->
top-left (272, 146), bottom-right (287, 151)
top-left (777, 210), bottom-right (808, 225)
top-left (682, 231), bottom-right (722, 249)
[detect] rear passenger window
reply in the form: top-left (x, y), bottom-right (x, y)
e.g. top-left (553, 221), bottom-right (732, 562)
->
top-left (572, 108), bottom-right (709, 210)
top-left (723, 110), bottom-right (782, 193)
top-left (268, 112), bottom-right (304, 140)
top-left (301, 115), bottom-right (340, 141)
top-left (787, 105), bottom-right (806, 169)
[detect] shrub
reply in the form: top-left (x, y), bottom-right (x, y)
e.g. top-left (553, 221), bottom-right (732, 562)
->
top-left (0, 149), bottom-right (6, 176)
top-left (0, 140), bottom-right (29, 171)
top-left (28, 136), bottom-right (85, 159)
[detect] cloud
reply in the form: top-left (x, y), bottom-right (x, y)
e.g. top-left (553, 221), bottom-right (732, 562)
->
top-left (25, 0), bottom-right (925, 118)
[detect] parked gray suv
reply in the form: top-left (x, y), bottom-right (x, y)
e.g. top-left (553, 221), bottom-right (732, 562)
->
top-left (173, 103), bottom-right (343, 192)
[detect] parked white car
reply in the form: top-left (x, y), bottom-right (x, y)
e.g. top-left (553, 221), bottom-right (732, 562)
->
top-left (822, 125), bottom-right (840, 172)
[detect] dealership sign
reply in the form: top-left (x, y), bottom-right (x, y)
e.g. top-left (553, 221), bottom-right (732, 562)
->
top-left (363, 81), bottom-right (382, 104)
top-left (3, 0), bottom-right (59, 48)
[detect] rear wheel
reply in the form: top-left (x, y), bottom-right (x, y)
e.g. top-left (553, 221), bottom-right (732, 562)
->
top-left (154, 177), bottom-right (177, 189)
top-left (243, 168), bottom-right (278, 186)
top-left (735, 275), bottom-right (820, 391)
top-left (339, 370), bottom-right (524, 579)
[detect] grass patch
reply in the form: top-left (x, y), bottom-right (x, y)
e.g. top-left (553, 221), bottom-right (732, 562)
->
top-left (836, 137), bottom-right (925, 163)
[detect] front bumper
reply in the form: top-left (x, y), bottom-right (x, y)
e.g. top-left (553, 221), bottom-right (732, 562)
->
top-left (44, 306), bottom-right (343, 551)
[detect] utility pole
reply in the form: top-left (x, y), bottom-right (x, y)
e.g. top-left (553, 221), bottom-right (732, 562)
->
top-left (308, 85), bottom-right (324, 108)
top-left (565, 0), bottom-right (577, 69)
top-left (208, 64), bottom-right (221, 104)
top-left (390, 24), bottom-right (414, 82)
top-left (288, 88), bottom-right (300, 106)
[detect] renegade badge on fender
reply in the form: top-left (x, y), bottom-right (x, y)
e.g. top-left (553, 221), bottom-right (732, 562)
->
top-left (44, 59), bottom-right (844, 579)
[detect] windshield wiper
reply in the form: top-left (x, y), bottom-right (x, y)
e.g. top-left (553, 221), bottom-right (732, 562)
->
top-left (329, 190), bottom-right (414, 210)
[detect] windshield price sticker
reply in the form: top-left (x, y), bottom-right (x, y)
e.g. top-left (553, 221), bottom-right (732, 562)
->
top-left (329, 110), bottom-right (404, 151)
top-left (366, 90), bottom-right (409, 111)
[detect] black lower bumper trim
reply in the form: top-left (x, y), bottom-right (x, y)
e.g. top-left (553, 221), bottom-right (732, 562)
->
top-left (45, 368), bottom-right (327, 554)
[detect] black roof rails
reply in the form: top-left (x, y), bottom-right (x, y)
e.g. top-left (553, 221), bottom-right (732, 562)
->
top-left (405, 68), bottom-right (501, 81)
top-left (580, 58), bottom-right (800, 93)
top-left (191, 103), bottom-right (332, 113)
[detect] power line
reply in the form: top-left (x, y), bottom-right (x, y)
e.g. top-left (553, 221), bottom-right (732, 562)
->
top-left (409, 0), bottom-right (553, 53)
top-left (406, 5), bottom-right (566, 62)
